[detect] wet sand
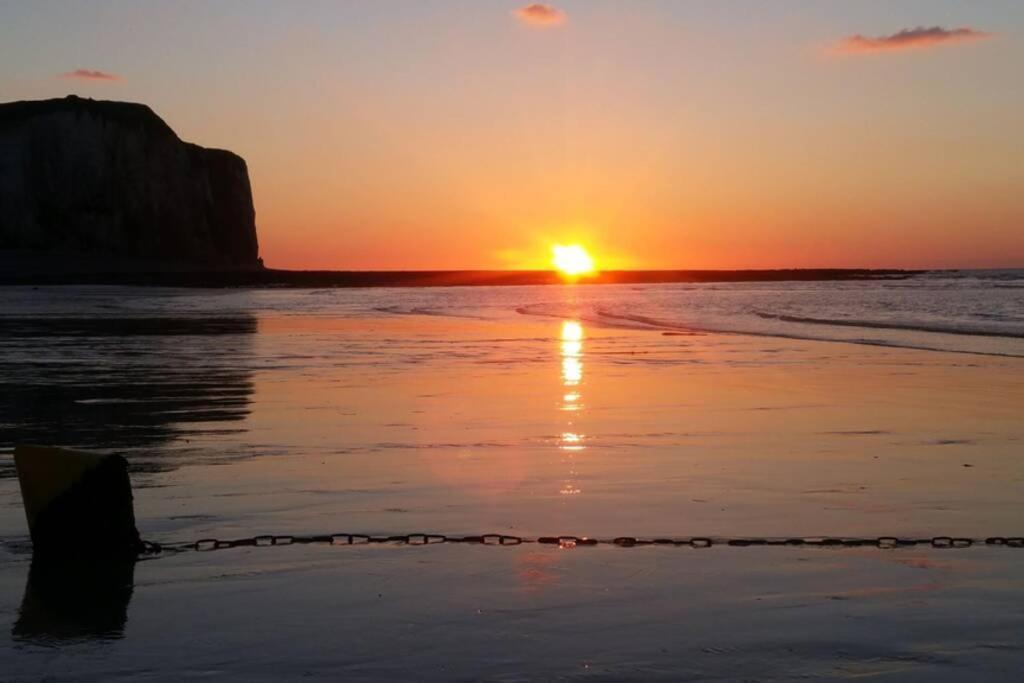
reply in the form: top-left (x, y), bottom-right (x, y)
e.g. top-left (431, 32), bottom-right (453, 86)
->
top-left (1, 288), bottom-right (1023, 679)
top-left (3, 544), bottom-right (1023, 680)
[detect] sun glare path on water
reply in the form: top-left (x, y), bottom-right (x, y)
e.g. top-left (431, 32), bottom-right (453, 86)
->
top-left (552, 244), bottom-right (596, 278)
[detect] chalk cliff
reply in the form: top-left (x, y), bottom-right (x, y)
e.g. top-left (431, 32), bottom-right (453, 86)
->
top-left (0, 96), bottom-right (259, 269)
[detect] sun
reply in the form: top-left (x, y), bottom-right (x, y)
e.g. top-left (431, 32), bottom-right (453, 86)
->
top-left (552, 244), bottom-right (595, 278)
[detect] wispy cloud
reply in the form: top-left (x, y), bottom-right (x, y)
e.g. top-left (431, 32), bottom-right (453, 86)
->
top-left (834, 26), bottom-right (993, 54)
top-left (514, 3), bottom-right (566, 28)
top-left (58, 68), bottom-right (122, 81)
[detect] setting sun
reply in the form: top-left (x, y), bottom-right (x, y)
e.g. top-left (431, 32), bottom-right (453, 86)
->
top-left (552, 245), bottom-right (596, 277)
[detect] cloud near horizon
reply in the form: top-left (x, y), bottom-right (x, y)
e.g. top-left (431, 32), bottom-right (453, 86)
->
top-left (835, 26), bottom-right (993, 54)
top-left (58, 68), bottom-right (121, 81)
top-left (514, 3), bottom-right (566, 27)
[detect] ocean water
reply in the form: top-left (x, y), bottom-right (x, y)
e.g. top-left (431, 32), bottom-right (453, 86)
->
top-left (1, 272), bottom-right (1023, 679)
top-left (5, 268), bottom-right (1022, 351)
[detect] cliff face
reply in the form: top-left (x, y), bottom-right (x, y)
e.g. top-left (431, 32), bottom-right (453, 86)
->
top-left (0, 96), bottom-right (259, 269)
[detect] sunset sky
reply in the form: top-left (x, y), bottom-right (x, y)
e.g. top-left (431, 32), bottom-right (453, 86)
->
top-left (2, 1), bottom-right (1022, 270)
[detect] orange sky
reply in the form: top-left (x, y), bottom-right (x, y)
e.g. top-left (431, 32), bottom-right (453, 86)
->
top-left (3, 1), bottom-right (1022, 269)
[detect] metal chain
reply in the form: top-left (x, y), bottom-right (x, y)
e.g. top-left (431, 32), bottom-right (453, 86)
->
top-left (141, 534), bottom-right (1024, 555)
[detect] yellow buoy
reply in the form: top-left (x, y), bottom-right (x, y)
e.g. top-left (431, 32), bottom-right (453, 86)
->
top-left (14, 445), bottom-right (142, 557)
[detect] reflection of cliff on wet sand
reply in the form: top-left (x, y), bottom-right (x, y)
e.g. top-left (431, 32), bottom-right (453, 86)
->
top-left (0, 315), bottom-right (256, 476)
top-left (13, 555), bottom-right (136, 643)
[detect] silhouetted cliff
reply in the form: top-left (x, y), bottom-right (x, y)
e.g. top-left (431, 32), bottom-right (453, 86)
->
top-left (0, 96), bottom-right (259, 269)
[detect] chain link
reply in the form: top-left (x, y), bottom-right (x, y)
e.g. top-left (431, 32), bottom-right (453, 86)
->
top-left (141, 534), bottom-right (1024, 555)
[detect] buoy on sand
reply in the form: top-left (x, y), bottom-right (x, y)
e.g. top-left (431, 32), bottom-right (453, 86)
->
top-left (14, 445), bottom-right (144, 557)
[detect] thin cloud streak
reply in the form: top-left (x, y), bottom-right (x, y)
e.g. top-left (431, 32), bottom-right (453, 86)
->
top-left (58, 69), bottom-right (122, 81)
top-left (834, 26), bottom-right (993, 54)
top-left (514, 3), bottom-right (566, 27)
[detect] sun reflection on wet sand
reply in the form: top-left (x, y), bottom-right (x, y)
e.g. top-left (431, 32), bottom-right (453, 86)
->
top-left (558, 321), bottom-right (586, 495)
top-left (561, 322), bottom-right (583, 387)
top-left (515, 552), bottom-right (560, 594)
top-left (560, 321), bottom-right (583, 390)
top-left (559, 432), bottom-right (584, 451)
top-left (561, 392), bottom-right (581, 412)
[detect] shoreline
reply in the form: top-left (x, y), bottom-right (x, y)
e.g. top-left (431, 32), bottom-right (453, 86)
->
top-left (0, 267), bottom-right (922, 288)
